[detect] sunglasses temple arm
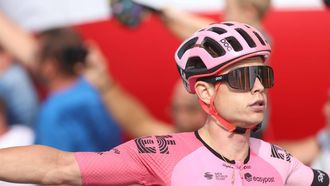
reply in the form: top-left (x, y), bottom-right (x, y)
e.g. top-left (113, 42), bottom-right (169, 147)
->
top-left (199, 75), bottom-right (227, 84)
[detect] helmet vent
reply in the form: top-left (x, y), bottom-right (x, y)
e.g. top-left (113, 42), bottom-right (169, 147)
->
top-left (235, 28), bottom-right (256, 48)
top-left (177, 37), bottom-right (198, 59)
top-left (253, 31), bottom-right (266, 46)
top-left (202, 37), bottom-right (226, 57)
top-left (225, 36), bottom-right (243, 51)
top-left (186, 56), bottom-right (207, 71)
top-left (207, 27), bottom-right (227, 35)
top-left (223, 23), bottom-right (234, 26)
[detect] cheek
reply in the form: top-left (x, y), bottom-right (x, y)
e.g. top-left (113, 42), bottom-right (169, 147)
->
top-left (215, 91), bottom-right (245, 116)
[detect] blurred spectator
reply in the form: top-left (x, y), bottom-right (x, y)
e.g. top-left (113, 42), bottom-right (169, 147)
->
top-left (84, 42), bottom-right (175, 137)
top-left (32, 28), bottom-right (122, 152)
top-left (0, 12), bottom-right (122, 151)
top-left (0, 44), bottom-right (39, 128)
top-left (85, 42), bottom-right (205, 134)
top-left (88, 67), bottom-right (205, 135)
top-left (0, 96), bottom-right (35, 186)
top-left (0, 12), bottom-right (173, 151)
top-left (312, 88), bottom-right (330, 171)
top-left (170, 80), bottom-right (206, 132)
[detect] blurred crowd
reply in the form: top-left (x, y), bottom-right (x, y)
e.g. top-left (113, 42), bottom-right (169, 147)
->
top-left (0, 1), bottom-right (329, 185)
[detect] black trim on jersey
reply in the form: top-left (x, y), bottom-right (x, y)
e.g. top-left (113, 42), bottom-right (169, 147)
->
top-left (194, 131), bottom-right (250, 164)
top-left (311, 169), bottom-right (329, 186)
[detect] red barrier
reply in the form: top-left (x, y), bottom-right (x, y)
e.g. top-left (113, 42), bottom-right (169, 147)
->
top-left (77, 10), bottom-right (330, 141)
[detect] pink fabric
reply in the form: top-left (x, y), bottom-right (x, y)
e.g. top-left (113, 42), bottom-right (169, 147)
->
top-left (75, 132), bottom-right (328, 185)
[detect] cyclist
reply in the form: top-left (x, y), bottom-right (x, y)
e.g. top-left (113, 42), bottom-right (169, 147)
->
top-left (0, 21), bottom-right (328, 186)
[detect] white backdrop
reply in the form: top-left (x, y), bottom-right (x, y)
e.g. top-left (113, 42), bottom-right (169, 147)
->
top-left (0, 0), bottom-right (325, 32)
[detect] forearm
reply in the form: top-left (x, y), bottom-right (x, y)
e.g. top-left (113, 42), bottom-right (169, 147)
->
top-left (101, 82), bottom-right (175, 137)
top-left (0, 145), bottom-right (81, 185)
top-left (0, 12), bottom-right (38, 68)
top-left (84, 44), bottom-right (175, 137)
top-left (161, 7), bottom-right (214, 39)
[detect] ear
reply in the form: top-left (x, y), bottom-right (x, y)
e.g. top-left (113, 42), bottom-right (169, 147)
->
top-left (195, 81), bottom-right (216, 105)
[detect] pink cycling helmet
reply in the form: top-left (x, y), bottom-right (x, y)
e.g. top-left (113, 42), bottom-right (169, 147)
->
top-left (175, 21), bottom-right (271, 93)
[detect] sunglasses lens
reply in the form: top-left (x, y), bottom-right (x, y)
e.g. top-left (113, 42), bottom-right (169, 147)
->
top-left (258, 66), bottom-right (274, 88)
top-left (227, 66), bottom-right (274, 91)
top-left (228, 67), bottom-right (250, 91)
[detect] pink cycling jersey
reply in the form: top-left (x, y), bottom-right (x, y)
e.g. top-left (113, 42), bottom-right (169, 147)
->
top-left (75, 131), bottom-right (329, 185)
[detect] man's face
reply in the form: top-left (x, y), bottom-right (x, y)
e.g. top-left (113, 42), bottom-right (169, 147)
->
top-left (213, 57), bottom-right (268, 128)
top-left (171, 82), bottom-right (207, 132)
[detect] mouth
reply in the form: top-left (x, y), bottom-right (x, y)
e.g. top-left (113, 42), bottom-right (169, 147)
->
top-left (248, 100), bottom-right (265, 112)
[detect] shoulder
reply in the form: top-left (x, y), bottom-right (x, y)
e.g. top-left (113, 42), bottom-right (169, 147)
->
top-left (250, 138), bottom-right (330, 186)
top-left (77, 132), bottom-right (201, 164)
top-left (132, 132), bottom-right (201, 154)
top-left (250, 138), bottom-right (293, 166)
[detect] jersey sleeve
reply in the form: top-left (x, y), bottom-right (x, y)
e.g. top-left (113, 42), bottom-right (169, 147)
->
top-left (286, 154), bottom-right (329, 186)
top-left (74, 139), bottom-right (150, 186)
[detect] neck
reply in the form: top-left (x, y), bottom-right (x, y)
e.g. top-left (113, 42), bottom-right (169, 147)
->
top-left (198, 116), bottom-right (250, 162)
top-left (47, 75), bottom-right (79, 93)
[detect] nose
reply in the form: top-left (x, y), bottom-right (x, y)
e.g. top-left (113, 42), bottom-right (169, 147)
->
top-left (251, 77), bottom-right (264, 93)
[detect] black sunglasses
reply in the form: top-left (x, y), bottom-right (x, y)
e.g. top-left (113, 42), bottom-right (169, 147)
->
top-left (201, 65), bottom-right (274, 91)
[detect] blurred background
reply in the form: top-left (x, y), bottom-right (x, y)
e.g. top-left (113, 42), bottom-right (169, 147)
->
top-left (74, 0), bottom-right (330, 141)
top-left (0, 0), bottom-right (329, 173)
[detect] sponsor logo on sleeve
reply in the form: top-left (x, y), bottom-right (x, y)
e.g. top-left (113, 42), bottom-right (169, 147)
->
top-left (134, 135), bottom-right (176, 154)
top-left (270, 144), bottom-right (292, 162)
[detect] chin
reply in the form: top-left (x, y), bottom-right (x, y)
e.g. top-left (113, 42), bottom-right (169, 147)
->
top-left (246, 117), bottom-right (264, 126)
top-left (232, 115), bottom-right (263, 127)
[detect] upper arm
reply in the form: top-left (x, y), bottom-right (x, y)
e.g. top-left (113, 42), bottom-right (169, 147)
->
top-left (74, 140), bottom-right (149, 185)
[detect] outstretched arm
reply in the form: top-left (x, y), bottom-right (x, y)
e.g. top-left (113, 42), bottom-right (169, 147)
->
top-left (0, 12), bottom-right (38, 69)
top-left (161, 6), bottom-right (215, 40)
top-left (84, 43), bottom-right (175, 137)
top-left (0, 145), bottom-right (81, 185)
